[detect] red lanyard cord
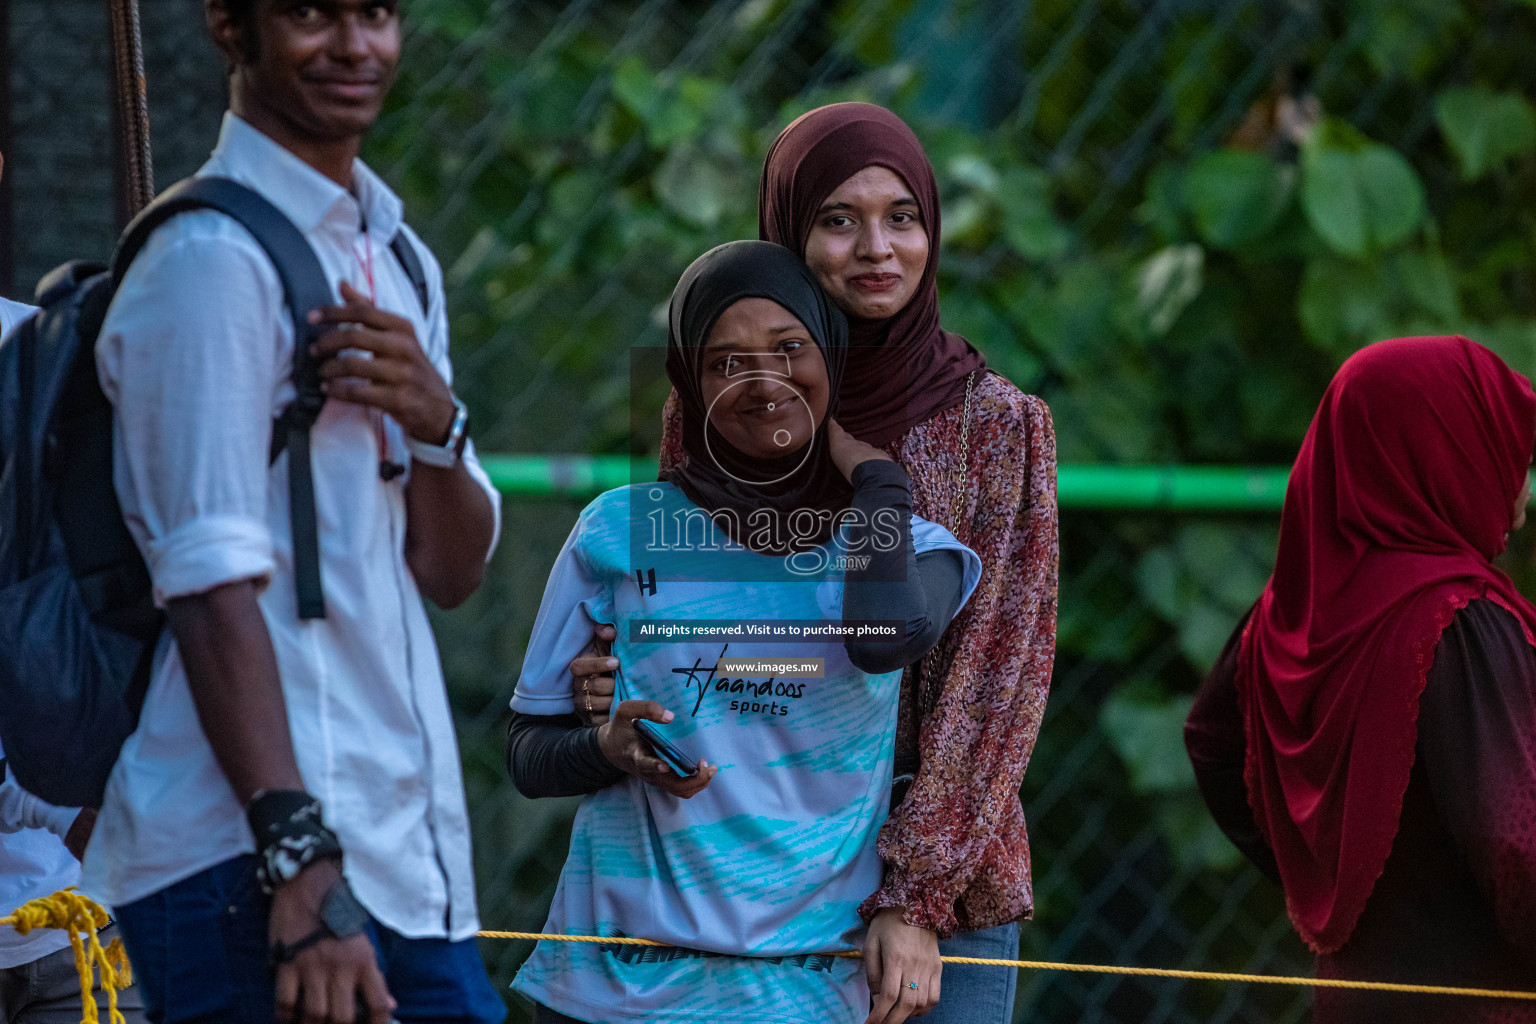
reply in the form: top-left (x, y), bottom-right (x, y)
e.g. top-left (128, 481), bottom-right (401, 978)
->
top-left (353, 220), bottom-right (404, 482)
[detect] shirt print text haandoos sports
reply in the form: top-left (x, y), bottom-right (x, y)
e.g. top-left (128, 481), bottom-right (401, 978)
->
top-left (510, 482), bottom-right (980, 1024)
top-left (668, 647), bottom-right (810, 719)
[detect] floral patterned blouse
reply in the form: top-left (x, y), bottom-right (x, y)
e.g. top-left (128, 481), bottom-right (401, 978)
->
top-left (660, 369), bottom-right (1058, 937)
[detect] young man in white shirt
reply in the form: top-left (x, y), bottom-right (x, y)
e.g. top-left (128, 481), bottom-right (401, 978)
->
top-left (86, 3), bottom-right (504, 1022)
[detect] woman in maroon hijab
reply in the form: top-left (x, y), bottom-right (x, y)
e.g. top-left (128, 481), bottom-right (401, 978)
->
top-left (1186, 335), bottom-right (1536, 1022)
top-left (568, 102), bottom-right (1058, 1023)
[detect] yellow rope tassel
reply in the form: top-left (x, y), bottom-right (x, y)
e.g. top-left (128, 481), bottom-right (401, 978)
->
top-left (477, 930), bottom-right (1536, 1002)
top-left (2, 889), bottom-right (133, 1024)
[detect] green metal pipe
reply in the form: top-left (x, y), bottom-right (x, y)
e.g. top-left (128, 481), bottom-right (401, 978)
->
top-left (479, 455), bottom-right (1295, 511)
top-left (1056, 465), bottom-right (1290, 511)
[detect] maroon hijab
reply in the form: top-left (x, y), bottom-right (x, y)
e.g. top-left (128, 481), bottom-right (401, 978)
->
top-left (758, 102), bottom-right (986, 447)
top-left (1237, 336), bottom-right (1536, 953)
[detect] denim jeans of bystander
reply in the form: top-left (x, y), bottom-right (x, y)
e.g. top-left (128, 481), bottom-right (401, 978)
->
top-left (929, 922), bottom-right (1020, 1024)
top-left (114, 855), bottom-right (505, 1024)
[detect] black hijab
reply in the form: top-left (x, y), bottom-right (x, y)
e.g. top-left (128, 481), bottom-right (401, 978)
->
top-left (661, 241), bottom-right (852, 556)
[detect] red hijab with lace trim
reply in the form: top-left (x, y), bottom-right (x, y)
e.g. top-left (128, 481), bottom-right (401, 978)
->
top-left (758, 102), bottom-right (986, 447)
top-left (1237, 335), bottom-right (1536, 953)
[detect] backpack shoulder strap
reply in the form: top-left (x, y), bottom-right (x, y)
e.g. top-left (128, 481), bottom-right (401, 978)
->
top-left (113, 177), bottom-right (333, 344)
top-left (111, 176), bottom-right (330, 619)
top-left (388, 231), bottom-right (430, 315)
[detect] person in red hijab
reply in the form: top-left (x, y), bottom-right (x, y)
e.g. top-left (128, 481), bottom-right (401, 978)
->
top-left (1186, 335), bottom-right (1536, 1022)
top-left (572, 103), bottom-right (1058, 1024)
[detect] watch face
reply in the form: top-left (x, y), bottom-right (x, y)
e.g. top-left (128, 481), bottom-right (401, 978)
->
top-left (453, 410), bottom-right (471, 457)
top-left (320, 880), bottom-right (371, 938)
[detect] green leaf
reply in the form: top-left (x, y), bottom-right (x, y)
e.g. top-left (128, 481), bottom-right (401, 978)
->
top-left (946, 153), bottom-right (1001, 194)
top-left (611, 60), bottom-right (730, 148)
top-left (998, 168), bottom-right (1070, 261)
top-left (1357, 147), bottom-right (1426, 249)
top-left (1239, 365), bottom-right (1312, 444)
top-left (1301, 146), bottom-right (1368, 257)
top-left (1394, 250), bottom-right (1460, 322)
top-left (1183, 150), bottom-right (1293, 249)
top-left (1100, 691), bottom-right (1197, 795)
top-left (1013, 261), bottom-right (1120, 382)
top-left (1297, 257), bottom-right (1388, 352)
top-left (655, 146), bottom-right (744, 227)
top-left (1301, 129), bottom-right (1426, 257)
top-left (1139, 162), bottom-right (1187, 242)
top-left (943, 195), bottom-right (990, 247)
top-left (1178, 601), bottom-right (1241, 672)
top-left (611, 57), bottom-right (661, 124)
top-left (1434, 85), bottom-right (1536, 180)
top-left (1296, 249), bottom-right (1460, 354)
top-left (1157, 796), bottom-right (1244, 872)
top-left (1356, 0), bottom-right (1467, 78)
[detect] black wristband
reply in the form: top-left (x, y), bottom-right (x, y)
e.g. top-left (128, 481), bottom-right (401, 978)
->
top-left (246, 789), bottom-right (343, 894)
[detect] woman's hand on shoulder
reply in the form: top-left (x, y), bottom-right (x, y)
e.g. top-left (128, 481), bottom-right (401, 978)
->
top-left (863, 907), bottom-right (941, 1023)
top-left (598, 700), bottom-right (717, 798)
top-left (828, 419), bottom-right (894, 483)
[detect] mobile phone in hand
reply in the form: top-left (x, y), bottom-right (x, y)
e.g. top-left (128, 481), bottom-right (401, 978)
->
top-left (612, 664), bottom-right (701, 778)
top-left (632, 719), bottom-right (700, 778)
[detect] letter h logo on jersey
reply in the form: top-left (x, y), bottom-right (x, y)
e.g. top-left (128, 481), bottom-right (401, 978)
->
top-left (634, 568), bottom-right (658, 596)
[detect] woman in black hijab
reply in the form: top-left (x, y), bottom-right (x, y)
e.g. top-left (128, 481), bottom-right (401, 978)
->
top-left (505, 241), bottom-right (981, 1024)
top-left (661, 237), bottom-right (855, 557)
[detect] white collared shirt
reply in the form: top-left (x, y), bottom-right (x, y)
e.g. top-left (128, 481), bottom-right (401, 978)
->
top-left (0, 297), bottom-right (35, 339)
top-left (0, 743), bottom-right (80, 969)
top-left (85, 113), bottom-right (500, 939)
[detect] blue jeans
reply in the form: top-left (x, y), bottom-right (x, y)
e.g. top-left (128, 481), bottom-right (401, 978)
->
top-left (113, 855), bottom-right (505, 1024)
top-left (930, 922), bottom-right (1019, 1024)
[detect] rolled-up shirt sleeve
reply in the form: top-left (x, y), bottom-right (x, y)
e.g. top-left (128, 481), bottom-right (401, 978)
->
top-left (96, 226), bottom-right (282, 606)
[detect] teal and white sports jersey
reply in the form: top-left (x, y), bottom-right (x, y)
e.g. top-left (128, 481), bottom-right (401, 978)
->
top-left (510, 483), bottom-right (981, 1024)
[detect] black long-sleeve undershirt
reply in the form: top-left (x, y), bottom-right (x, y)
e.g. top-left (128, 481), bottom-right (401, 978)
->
top-left (840, 459), bottom-right (967, 673)
top-left (506, 713), bottom-right (625, 799)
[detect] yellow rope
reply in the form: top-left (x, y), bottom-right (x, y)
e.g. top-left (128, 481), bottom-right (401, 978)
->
top-left (476, 930), bottom-right (1536, 1002)
top-left (9, 902), bottom-right (1533, 1013)
top-left (1, 889), bottom-right (133, 1024)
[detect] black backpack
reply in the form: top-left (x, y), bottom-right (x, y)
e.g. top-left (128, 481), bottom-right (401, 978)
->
top-left (0, 176), bottom-right (428, 808)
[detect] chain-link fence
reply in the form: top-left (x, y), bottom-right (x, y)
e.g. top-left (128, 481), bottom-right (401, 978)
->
top-left (11, 0), bottom-right (1536, 1020)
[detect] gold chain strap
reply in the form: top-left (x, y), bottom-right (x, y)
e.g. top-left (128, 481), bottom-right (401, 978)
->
top-left (951, 371), bottom-right (976, 528)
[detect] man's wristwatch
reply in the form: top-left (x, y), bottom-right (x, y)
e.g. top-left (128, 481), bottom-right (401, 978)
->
top-left (269, 877), bottom-right (371, 966)
top-left (408, 394), bottom-right (470, 469)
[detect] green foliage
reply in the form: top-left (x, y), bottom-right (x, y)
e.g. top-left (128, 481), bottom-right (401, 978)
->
top-left (1300, 122), bottom-right (1426, 258)
top-left (1099, 687), bottom-right (1242, 872)
top-left (1435, 85), bottom-right (1536, 180)
top-left (1134, 525), bottom-right (1276, 671)
top-left (1100, 689), bottom-right (1197, 795)
top-left (1184, 150), bottom-right (1294, 249)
